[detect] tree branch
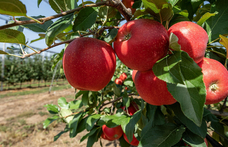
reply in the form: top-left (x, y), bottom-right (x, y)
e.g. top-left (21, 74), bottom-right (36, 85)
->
top-left (21, 26), bottom-right (119, 58)
top-left (0, 0), bottom-right (132, 30)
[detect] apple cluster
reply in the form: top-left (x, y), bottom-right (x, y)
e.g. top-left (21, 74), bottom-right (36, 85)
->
top-left (63, 19), bottom-right (228, 107)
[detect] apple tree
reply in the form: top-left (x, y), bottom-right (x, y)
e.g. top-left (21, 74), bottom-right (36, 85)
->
top-left (0, 0), bottom-right (228, 146)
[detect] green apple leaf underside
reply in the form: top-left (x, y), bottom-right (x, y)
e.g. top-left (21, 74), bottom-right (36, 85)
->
top-left (153, 51), bottom-right (206, 127)
top-left (169, 32), bottom-right (181, 51)
top-left (45, 13), bottom-right (74, 46)
top-left (0, 29), bottom-right (26, 44)
top-left (0, 0), bottom-right (27, 16)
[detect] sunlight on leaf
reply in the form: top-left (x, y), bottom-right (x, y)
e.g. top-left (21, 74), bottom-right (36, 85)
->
top-left (197, 12), bottom-right (218, 26)
top-left (219, 35), bottom-right (228, 59)
top-left (0, 0), bottom-right (27, 16)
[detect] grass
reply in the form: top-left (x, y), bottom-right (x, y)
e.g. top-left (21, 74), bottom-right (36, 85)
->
top-left (2, 79), bottom-right (67, 90)
top-left (0, 84), bottom-right (72, 98)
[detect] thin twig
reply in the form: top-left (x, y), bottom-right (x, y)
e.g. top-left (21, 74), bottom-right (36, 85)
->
top-left (0, 0), bottom-right (132, 30)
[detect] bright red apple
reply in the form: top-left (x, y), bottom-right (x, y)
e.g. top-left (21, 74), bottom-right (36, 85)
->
top-left (114, 19), bottom-right (169, 71)
top-left (63, 37), bottom-right (116, 91)
top-left (134, 70), bottom-right (177, 106)
top-left (115, 78), bottom-right (123, 85)
top-left (122, 0), bottom-right (136, 14)
top-left (123, 133), bottom-right (139, 146)
top-left (102, 125), bottom-right (123, 140)
top-left (168, 21), bottom-right (208, 63)
top-left (197, 57), bottom-right (228, 105)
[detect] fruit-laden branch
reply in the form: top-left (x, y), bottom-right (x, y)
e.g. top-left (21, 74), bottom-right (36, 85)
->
top-left (21, 26), bottom-right (119, 58)
top-left (98, 93), bottom-right (137, 111)
top-left (0, 0), bottom-right (132, 30)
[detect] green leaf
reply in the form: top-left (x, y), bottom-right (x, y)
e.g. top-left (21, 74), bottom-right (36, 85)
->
top-left (182, 129), bottom-right (207, 147)
top-left (98, 113), bottom-right (130, 128)
top-left (142, 0), bottom-right (160, 13)
top-left (44, 104), bottom-right (59, 114)
top-left (19, 16), bottom-right (53, 32)
top-left (0, 50), bottom-right (9, 55)
top-left (169, 33), bottom-right (181, 51)
top-left (45, 13), bottom-right (74, 46)
top-left (168, 0), bottom-right (179, 7)
top-left (73, 7), bottom-right (98, 32)
top-left (60, 108), bottom-right (74, 123)
top-left (86, 114), bottom-right (101, 131)
top-left (153, 52), bottom-right (183, 84)
top-left (0, 29), bottom-right (26, 44)
top-left (113, 84), bottom-right (121, 96)
top-left (51, 49), bottom-right (65, 70)
top-left (87, 127), bottom-right (102, 147)
top-left (206, 0), bottom-right (228, 42)
top-left (0, 0), bottom-right (26, 16)
top-left (30, 36), bottom-right (44, 43)
top-left (69, 112), bottom-right (83, 138)
top-left (168, 103), bottom-right (207, 138)
top-left (154, 51), bottom-right (206, 126)
top-left (58, 97), bottom-right (69, 109)
top-left (80, 126), bottom-right (100, 142)
top-left (43, 115), bottom-right (59, 129)
top-left (69, 100), bottom-right (83, 110)
top-left (82, 91), bottom-right (89, 106)
top-left (49, 0), bottom-right (71, 13)
top-left (124, 80), bottom-right (134, 87)
top-left (140, 123), bottom-right (186, 147)
top-left (104, 28), bottom-right (118, 43)
top-left (54, 126), bottom-right (69, 141)
top-left (37, 0), bottom-right (42, 7)
top-left (125, 110), bottom-right (142, 142)
top-left (142, 0), bottom-right (173, 22)
top-left (197, 12), bottom-right (218, 26)
top-left (119, 136), bottom-right (131, 147)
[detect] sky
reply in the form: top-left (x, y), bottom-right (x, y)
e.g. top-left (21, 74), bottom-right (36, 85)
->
top-left (0, 0), bottom-right (65, 55)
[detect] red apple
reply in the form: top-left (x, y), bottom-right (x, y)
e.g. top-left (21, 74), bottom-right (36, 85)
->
top-left (123, 133), bottom-right (139, 146)
top-left (119, 73), bottom-right (128, 81)
top-left (102, 125), bottom-right (123, 140)
top-left (168, 21), bottom-right (208, 63)
top-left (63, 37), bottom-right (116, 91)
top-left (134, 70), bottom-right (177, 106)
top-left (101, 132), bottom-right (114, 141)
top-left (132, 70), bottom-right (137, 82)
top-left (121, 101), bottom-right (139, 116)
top-left (122, 0), bottom-right (136, 14)
top-left (114, 19), bottom-right (169, 71)
top-left (115, 78), bottom-right (123, 85)
top-left (197, 57), bottom-right (228, 105)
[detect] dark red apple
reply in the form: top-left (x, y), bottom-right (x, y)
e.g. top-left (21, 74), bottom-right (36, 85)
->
top-left (123, 133), bottom-right (139, 146)
top-left (63, 37), bottom-right (116, 91)
top-left (134, 70), bottom-right (177, 106)
top-left (132, 70), bottom-right (137, 82)
top-left (197, 57), bottom-right (228, 105)
top-left (114, 19), bottom-right (169, 71)
top-left (122, 0), bottom-right (136, 14)
top-left (121, 101), bottom-right (139, 116)
top-left (168, 21), bottom-right (208, 63)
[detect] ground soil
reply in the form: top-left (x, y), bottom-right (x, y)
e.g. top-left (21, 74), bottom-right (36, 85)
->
top-left (0, 88), bottom-right (121, 147)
